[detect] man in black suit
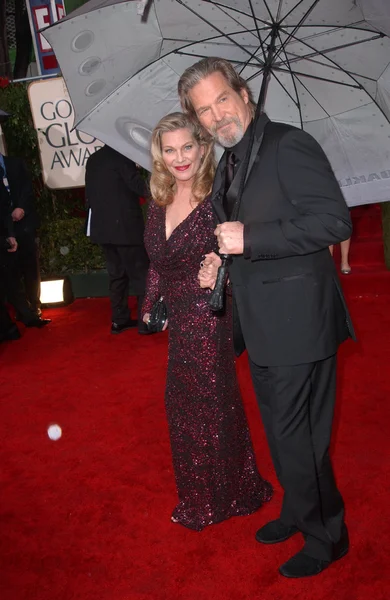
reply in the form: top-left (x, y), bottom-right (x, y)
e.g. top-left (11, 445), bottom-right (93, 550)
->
top-left (0, 168), bottom-right (20, 342)
top-left (1, 154), bottom-right (46, 320)
top-left (0, 155), bottom-right (49, 330)
top-left (85, 145), bottom-right (150, 335)
top-left (179, 58), bottom-right (354, 578)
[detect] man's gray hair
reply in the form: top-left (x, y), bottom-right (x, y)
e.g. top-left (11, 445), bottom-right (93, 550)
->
top-left (178, 57), bottom-right (256, 118)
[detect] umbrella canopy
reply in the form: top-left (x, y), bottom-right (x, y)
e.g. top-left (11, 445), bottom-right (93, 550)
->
top-left (44, 0), bottom-right (390, 206)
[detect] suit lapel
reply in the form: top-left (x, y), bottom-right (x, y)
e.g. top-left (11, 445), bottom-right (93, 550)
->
top-left (210, 113), bottom-right (270, 224)
top-left (210, 151), bottom-right (227, 224)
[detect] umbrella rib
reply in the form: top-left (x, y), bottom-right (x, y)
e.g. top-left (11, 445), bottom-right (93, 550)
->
top-left (245, 69), bottom-right (266, 86)
top-left (278, 26), bottom-right (390, 125)
top-left (294, 74), bottom-right (331, 119)
top-left (279, 0), bottom-right (315, 26)
top-left (280, 24), bottom-right (384, 47)
top-left (237, 24), bottom-right (278, 76)
top-left (238, 37), bottom-right (270, 76)
top-left (276, 0), bottom-right (284, 23)
top-left (271, 70), bottom-right (300, 107)
top-left (200, 0), bottom-right (265, 48)
top-left (274, 67), bottom-right (361, 88)
top-left (248, 0), bottom-right (266, 57)
top-left (175, 51), bottom-right (265, 69)
top-left (261, 0), bottom-right (275, 23)
top-left (276, 34), bottom-right (384, 69)
top-left (201, 0), bottom-right (276, 30)
top-left (200, 0), bottom-right (256, 20)
top-left (167, 32), bottom-right (265, 67)
top-left (284, 22), bottom-right (382, 35)
top-left (276, 30), bottom-right (303, 128)
top-left (174, 0), bottom-right (263, 65)
top-left (273, 0), bottom-right (320, 64)
top-left (236, 25), bottom-right (278, 81)
top-left (277, 51), bottom-right (377, 83)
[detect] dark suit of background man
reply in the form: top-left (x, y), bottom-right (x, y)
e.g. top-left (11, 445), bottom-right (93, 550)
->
top-left (0, 155), bottom-right (49, 331)
top-left (179, 57), bottom-right (355, 579)
top-left (0, 168), bottom-right (20, 342)
top-left (85, 145), bottom-right (150, 335)
top-left (1, 154), bottom-right (44, 318)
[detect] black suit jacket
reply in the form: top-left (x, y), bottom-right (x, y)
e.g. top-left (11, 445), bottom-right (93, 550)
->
top-left (0, 175), bottom-right (13, 242)
top-left (3, 156), bottom-right (40, 234)
top-left (211, 114), bottom-right (355, 366)
top-left (85, 146), bottom-right (148, 246)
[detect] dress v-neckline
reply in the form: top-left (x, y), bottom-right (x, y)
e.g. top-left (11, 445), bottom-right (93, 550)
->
top-left (165, 202), bottom-right (202, 243)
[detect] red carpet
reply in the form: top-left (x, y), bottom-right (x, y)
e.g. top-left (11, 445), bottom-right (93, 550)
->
top-left (1, 205), bottom-right (390, 599)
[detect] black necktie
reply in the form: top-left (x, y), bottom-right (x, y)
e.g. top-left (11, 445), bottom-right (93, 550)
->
top-left (223, 151), bottom-right (236, 219)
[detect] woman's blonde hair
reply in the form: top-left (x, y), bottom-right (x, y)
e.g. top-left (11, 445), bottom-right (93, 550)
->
top-left (150, 112), bottom-right (216, 207)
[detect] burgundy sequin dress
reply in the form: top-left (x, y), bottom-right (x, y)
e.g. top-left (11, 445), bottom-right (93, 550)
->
top-left (142, 197), bottom-right (272, 531)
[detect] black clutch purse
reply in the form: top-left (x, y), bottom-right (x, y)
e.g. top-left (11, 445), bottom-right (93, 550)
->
top-left (147, 296), bottom-right (168, 333)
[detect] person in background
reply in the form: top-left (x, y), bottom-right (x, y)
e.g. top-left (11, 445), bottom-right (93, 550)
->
top-left (0, 168), bottom-right (20, 342)
top-left (329, 238), bottom-right (352, 274)
top-left (85, 145), bottom-right (150, 335)
top-left (1, 152), bottom-right (48, 320)
top-left (0, 155), bottom-right (49, 330)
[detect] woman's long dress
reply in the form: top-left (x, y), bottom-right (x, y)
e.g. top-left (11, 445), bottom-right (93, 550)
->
top-left (143, 197), bottom-right (272, 531)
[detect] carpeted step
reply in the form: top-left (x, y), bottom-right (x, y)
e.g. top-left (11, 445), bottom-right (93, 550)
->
top-left (351, 206), bottom-right (383, 240)
top-left (349, 240), bottom-right (385, 267)
top-left (332, 239), bottom-right (385, 269)
top-left (341, 269), bottom-right (390, 298)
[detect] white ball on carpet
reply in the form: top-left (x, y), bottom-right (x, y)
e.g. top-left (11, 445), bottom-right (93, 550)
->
top-left (47, 424), bottom-right (62, 441)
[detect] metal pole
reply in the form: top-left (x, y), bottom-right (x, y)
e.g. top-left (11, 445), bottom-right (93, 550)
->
top-left (11, 72), bottom-right (60, 84)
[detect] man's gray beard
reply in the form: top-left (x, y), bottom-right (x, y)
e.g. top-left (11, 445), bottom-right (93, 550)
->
top-left (212, 118), bottom-right (245, 148)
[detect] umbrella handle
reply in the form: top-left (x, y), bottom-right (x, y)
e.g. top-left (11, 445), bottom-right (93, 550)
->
top-left (208, 255), bottom-right (230, 312)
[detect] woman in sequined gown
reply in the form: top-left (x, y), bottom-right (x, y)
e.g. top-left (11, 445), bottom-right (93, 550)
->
top-left (142, 113), bottom-right (272, 531)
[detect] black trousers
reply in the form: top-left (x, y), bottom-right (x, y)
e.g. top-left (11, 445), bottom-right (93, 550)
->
top-left (0, 249), bottom-right (35, 324)
top-left (16, 231), bottom-right (41, 312)
top-left (249, 354), bottom-right (345, 561)
top-left (0, 298), bottom-right (14, 337)
top-left (102, 244), bottom-right (149, 325)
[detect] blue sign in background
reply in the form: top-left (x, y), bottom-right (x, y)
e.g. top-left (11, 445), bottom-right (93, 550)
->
top-left (26, 0), bottom-right (66, 76)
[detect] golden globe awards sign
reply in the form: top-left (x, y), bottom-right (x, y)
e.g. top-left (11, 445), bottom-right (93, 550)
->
top-left (28, 77), bottom-right (103, 189)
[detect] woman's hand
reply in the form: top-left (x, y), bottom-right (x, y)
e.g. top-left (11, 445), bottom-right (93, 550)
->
top-left (198, 252), bottom-right (222, 289)
top-left (143, 312), bottom-right (168, 330)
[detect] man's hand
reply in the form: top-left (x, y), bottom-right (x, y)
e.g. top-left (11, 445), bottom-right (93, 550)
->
top-left (214, 222), bottom-right (244, 255)
top-left (6, 237), bottom-right (18, 252)
top-left (11, 208), bottom-right (25, 222)
top-left (198, 252), bottom-right (222, 289)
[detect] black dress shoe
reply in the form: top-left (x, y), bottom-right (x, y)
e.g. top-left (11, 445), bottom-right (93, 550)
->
top-left (25, 318), bottom-right (51, 328)
top-left (279, 525), bottom-right (349, 578)
top-left (255, 519), bottom-right (299, 544)
top-left (111, 319), bottom-right (138, 334)
top-left (279, 546), bottom-right (348, 578)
